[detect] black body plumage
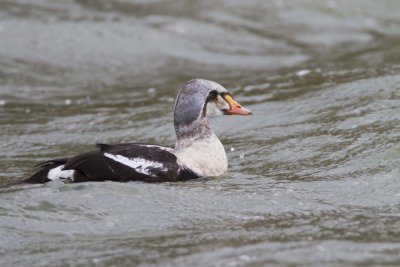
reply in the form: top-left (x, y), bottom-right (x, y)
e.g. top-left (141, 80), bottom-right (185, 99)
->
top-left (24, 143), bottom-right (198, 183)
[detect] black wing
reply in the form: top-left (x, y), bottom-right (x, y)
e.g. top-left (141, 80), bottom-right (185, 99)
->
top-left (24, 143), bottom-right (199, 183)
top-left (23, 158), bottom-right (69, 183)
top-left (63, 143), bottom-right (198, 182)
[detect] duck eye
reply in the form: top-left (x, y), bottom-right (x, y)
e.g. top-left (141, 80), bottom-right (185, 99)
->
top-left (209, 90), bottom-right (218, 97)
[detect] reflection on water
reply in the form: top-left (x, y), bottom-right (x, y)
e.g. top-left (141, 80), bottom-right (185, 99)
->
top-left (1, 0), bottom-right (400, 266)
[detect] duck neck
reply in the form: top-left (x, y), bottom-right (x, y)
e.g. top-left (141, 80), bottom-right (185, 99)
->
top-left (174, 119), bottom-right (214, 151)
top-left (173, 119), bottom-right (228, 177)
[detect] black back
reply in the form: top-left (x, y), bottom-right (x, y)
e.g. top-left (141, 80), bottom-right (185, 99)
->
top-left (25, 143), bottom-right (199, 183)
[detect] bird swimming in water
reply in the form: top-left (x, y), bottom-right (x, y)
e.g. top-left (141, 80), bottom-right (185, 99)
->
top-left (24, 79), bottom-right (252, 183)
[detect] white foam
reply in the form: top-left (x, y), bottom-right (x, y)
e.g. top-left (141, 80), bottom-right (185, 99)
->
top-left (104, 153), bottom-right (164, 176)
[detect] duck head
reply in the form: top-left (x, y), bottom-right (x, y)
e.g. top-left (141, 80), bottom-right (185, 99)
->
top-left (174, 79), bottom-right (252, 139)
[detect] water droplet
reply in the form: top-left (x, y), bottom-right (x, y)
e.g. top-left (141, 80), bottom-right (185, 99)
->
top-left (65, 99), bottom-right (72, 105)
top-left (230, 147), bottom-right (235, 152)
top-left (147, 87), bottom-right (157, 96)
top-left (240, 153), bottom-right (245, 159)
top-left (92, 258), bottom-right (101, 264)
top-left (25, 108), bottom-right (31, 113)
top-left (0, 99), bottom-right (6, 106)
top-left (239, 255), bottom-right (251, 262)
top-left (296, 69), bottom-right (310, 77)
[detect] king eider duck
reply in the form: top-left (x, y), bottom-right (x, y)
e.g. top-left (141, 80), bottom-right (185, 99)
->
top-left (24, 79), bottom-right (252, 183)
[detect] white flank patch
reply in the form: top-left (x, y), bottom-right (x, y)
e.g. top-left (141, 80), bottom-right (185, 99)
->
top-left (104, 153), bottom-right (164, 176)
top-left (59, 170), bottom-right (75, 180)
top-left (48, 165), bottom-right (64, 180)
top-left (47, 165), bottom-right (75, 180)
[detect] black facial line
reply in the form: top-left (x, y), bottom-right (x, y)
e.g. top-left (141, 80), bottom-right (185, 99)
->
top-left (220, 92), bottom-right (232, 99)
top-left (201, 90), bottom-right (222, 117)
top-left (202, 93), bottom-right (213, 118)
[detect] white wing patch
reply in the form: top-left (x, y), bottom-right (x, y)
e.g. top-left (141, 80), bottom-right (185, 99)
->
top-left (47, 165), bottom-right (75, 181)
top-left (143, 145), bottom-right (173, 152)
top-left (104, 153), bottom-right (165, 176)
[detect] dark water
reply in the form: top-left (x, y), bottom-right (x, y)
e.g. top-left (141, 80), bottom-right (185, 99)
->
top-left (1, 0), bottom-right (400, 266)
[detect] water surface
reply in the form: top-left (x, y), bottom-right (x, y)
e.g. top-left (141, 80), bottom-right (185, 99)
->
top-left (1, 0), bottom-right (400, 266)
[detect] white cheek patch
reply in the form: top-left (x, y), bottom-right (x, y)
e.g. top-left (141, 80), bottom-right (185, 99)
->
top-left (206, 102), bottom-right (221, 117)
top-left (47, 165), bottom-right (75, 181)
top-left (104, 153), bottom-right (165, 176)
top-left (217, 95), bottom-right (230, 108)
top-left (206, 101), bottom-right (225, 117)
top-left (205, 95), bottom-right (230, 117)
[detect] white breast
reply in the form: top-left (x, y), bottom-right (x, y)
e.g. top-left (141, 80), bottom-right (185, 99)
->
top-left (174, 134), bottom-right (228, 177)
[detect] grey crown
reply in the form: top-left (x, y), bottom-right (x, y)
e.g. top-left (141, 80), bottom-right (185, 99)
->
top-left (173, 79), bottom-right (228, 127)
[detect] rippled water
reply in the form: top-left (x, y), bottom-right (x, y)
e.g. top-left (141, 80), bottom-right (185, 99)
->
top-left (1, 0), bottom-right (400, 266)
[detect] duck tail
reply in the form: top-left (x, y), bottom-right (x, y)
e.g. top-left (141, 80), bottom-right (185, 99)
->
top-left (22, 158), bottom-right (69, 184)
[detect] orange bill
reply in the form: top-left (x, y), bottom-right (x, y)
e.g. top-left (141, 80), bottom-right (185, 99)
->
top-left (223, 94), bottom-right (252, 115)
